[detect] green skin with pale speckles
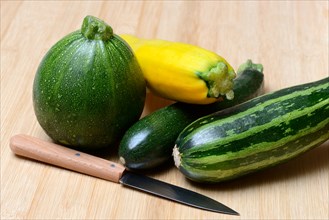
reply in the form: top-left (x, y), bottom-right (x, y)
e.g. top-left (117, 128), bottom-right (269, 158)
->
top-left (174, 77), bottom-right (329, 183)
top-left (33, 16), bottom-right (146, 149)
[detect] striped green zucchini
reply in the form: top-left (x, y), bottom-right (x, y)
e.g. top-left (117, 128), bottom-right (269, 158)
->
top-left (173, 77), bottom-right (329, 183)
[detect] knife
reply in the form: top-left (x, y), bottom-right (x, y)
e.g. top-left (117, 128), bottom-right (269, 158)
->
top-left (9, 134), bottom-right (239, 216)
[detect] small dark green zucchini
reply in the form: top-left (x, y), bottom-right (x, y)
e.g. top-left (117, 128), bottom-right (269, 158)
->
top-left (119, 60), bottom-right (264, 169)
top-left (174, 77), bottom-right (329, 183)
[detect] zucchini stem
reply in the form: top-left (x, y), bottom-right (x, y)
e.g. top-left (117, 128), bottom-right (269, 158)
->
top-left (173, 145), bottom-right (182, 168)
top-left (198, 62), bottom-right (235, 100)
top-left (81, 15), bottom-right (113, 41)
top-left (237, 59), bottom-right (263, 76)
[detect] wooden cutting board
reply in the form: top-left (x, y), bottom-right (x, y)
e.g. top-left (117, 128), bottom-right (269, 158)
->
top-left (1, 1), bottom-right (328, 219)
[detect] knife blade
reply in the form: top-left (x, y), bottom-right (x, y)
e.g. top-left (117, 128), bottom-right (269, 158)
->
top-left (9, 134), bottom-right (239, 216)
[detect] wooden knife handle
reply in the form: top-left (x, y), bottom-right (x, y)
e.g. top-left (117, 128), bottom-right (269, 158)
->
top-left (9, 134), bottom-right (125, 183)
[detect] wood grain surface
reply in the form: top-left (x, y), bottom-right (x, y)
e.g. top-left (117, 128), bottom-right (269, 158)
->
top-left (1, 1), bottom-right (328, 219)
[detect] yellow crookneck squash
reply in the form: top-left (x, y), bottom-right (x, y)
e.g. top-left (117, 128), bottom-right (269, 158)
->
top-left (120, 34), bottom-right (236, 104)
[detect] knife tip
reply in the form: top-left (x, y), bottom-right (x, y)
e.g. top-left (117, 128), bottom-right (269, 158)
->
top-left (231, 210), bottom-right (240, 216)
top-left (223, 210), bottom-right (239, 216)
top-left (220, 207), bottom-right (239, 216)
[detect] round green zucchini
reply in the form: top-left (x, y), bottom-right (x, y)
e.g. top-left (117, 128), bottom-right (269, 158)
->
top-left (174, 77), bottom-right (329, 183)
top-left (118, 60), bottom-right (264, 169)
top-left (33, 16), bottom-right (146, 149)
